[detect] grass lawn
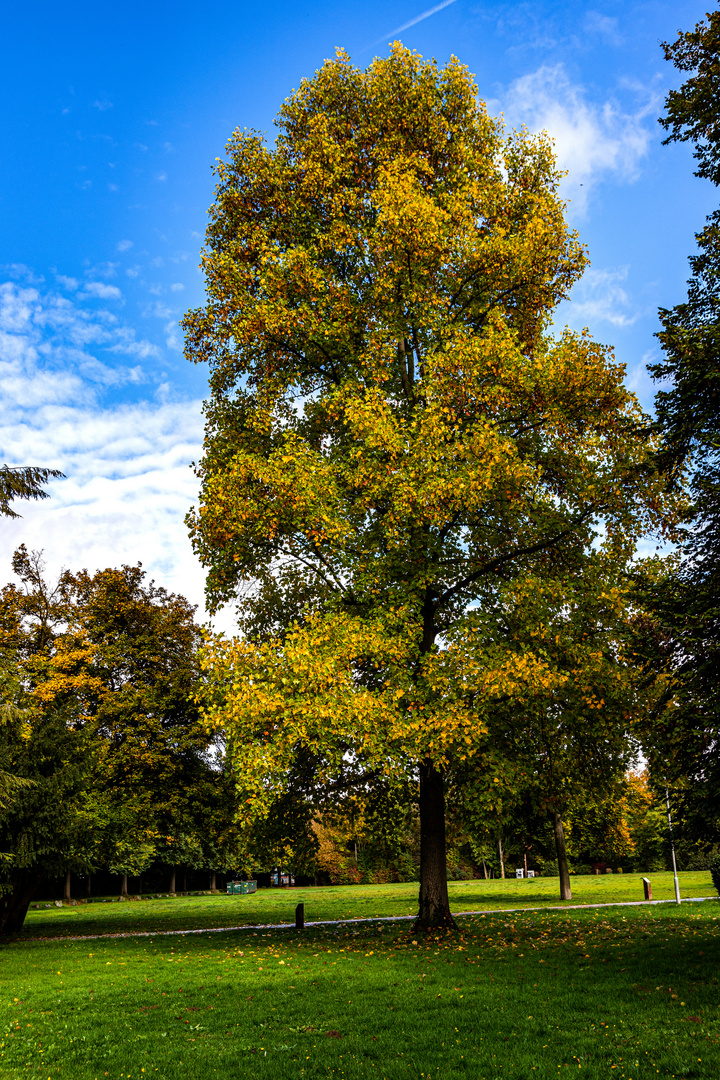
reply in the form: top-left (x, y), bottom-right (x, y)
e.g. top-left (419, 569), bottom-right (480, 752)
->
top-left (2, 878), bottom-right (719, 1079)
top-left (18, 872), bottom-right (717, 940)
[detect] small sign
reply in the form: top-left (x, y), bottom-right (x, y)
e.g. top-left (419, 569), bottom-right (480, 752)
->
top-left (527, 870), bottom-right (535, 878)
top-left (515, 868), bottom-right (524, 878)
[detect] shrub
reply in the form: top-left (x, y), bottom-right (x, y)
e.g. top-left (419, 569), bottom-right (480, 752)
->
top-left (540, 859), bottom-right (559, 877)
top-left (710, 855), bottom-right (720, 897)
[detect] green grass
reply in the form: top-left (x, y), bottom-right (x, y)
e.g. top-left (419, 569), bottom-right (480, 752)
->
top-left (2, 902), bottom-right (720, 1079)
top-left (20, 872), bottom-right (717, 939)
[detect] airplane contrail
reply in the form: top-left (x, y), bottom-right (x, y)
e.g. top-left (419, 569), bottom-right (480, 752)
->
top-left (369, 0), bottom-right (459, 48)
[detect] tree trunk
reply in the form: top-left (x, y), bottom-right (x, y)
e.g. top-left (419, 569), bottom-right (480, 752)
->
top-left (64, 870), bottom-right (71, 902)
top-left (415, 761), bottom-right (456, 931)
top-left (86, 874), bottom-right (92, 897)
top-left (0, 870), bottom-right (42, 937)
top-left (210, 871), bottom-right (216, 892)
top-left (120, 874), bottom-right (128, 897)
top-left (182, 870), bottom-right (187, 893)
top-left (553, 812), bottom-right (572, 901)
top-left (482, 860), bottom-right (488, 880)
top-left (498, 837), bottom-right (505, 879)
top-left (169, 867), bottom-right (176, 894)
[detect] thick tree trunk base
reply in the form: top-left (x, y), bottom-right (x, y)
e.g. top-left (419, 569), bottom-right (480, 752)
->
top-left (553, 811), bottom-right (573, 901)
top-left (415, 760), bottom-right (457, 933)
top-left (413, 909), bottom-right (458, 934)
top-left (0, 872), bottom-right (42, 937)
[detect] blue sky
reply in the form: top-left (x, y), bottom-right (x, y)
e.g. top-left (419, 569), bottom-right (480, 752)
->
top-left (0, 0), bottom-right (712, 624)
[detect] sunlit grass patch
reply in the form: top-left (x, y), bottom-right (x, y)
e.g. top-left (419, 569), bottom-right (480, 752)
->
top-left (20, 871), bottom-right (717, 940)
top-left (2, 903), bottom-right (720, 1078)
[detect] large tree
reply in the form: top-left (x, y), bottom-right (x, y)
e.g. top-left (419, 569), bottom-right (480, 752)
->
top-left (641, 9), bottom-right (720, 834)
top-left (186, 45), bottom-right (670, 929)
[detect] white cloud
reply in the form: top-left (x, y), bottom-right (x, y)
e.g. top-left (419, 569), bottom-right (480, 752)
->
top-left (625, 349), bottom-right (659, 404)
top-left (0, 278), bottom-right (160, 408)
top-left (93, 99), bottom-right (113, 111)
top-left (165, 320), bottom-right (182, 350)
top-left (116, 239), bottom-right (133, 252)
top-left (0, 272), bottom-right (228, 628)
top-left (584, 11), bottom-right (621, 44)
top-left (56, 275), bottom-right (79, 291)
top-left (561, 266), bottom-right (639, 328)
top-left (501, 64), bottom-right (658, 214)
top-left (85, 261), bottom-right (119, 280)
top-left (81, 282), bottom-right (122, 300)
top-left (0, 401), bottom-right (213, 622)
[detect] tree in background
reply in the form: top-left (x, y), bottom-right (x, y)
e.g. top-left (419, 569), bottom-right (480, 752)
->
top-left (640, 10), bottom-right (720, 838)
top-left (63, 562), bottom-right (219, 891)
top-left (0, 549), bottom-right (99, 934)
top-left (187, 45), bottom-right (672, 929)
top-left (492, 561), bottom-right (642, 898)
top-left (1, 463), bottom-right (63, 830)
top-left (0, 466), bottom-right (63, 521)
top-left (0, 549), bottom-right (227, 934)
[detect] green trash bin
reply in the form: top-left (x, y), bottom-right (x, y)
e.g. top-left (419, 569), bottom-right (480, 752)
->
top-left (226, 880), bottom-right (258, 895)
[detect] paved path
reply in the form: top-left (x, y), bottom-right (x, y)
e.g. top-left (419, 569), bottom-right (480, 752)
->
top-left (18, 894), bottom-right (719, 943)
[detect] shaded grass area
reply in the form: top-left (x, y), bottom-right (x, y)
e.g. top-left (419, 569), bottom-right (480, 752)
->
top-left (2, 905), bottom-right (720, 1079)
top-left (20, 872), bottom-right (716, 940)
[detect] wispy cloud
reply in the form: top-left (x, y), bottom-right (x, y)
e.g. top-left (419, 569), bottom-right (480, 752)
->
top-left (0, 270), bottom-right (229, 627)
top-left (0, 277), bottom-right (159, 405)
top-left (370, 0), bottom-right (458, 47)
top-left (500, 64), bottom-right (659, 215)
top-left (560, 266), bottom-right (640, 329)
top-left (81, 282), bottom-right (122, 300)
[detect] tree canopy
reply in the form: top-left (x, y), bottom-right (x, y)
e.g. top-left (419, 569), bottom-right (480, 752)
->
top-left (641, 8), bottom-right (720, 837)
top-left (0, 549), bottom-right (228, 935)
top-left (186, 45), bottom-right (671, 928)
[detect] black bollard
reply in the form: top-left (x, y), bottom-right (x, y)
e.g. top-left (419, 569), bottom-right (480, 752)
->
top-left (295, 902), bottom-right (305, 929)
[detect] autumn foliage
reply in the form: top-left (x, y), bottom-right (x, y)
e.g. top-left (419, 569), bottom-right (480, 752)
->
top-left (183, 45), bottom-right (674, 927)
